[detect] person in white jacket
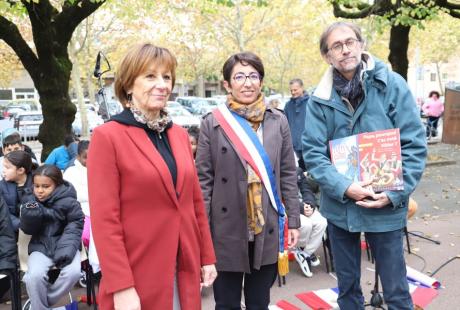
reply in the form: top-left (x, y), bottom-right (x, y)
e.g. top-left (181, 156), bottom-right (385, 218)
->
top-left (64, 140), bottom-right (100, 272)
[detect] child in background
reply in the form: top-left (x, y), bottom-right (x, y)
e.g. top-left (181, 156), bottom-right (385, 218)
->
top-left (0, 151), bottom-right (36, 232)
top-left (0, 130), bottom-right (38, 178)
top-left (63, 140), bottom-right (99, 272)
top-left (21, 164), bottom-right (83, 310)
top-left (0, 195), bottom-right (17, 300)
top-left (187, 126), bottom-right (200, 159)
top-left (44, 134), bottom-right (77, 170)
top-left (293, 167), bottom-right (328, 277)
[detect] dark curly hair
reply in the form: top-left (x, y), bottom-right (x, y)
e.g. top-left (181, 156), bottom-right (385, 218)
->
top-left (429, 90), bottom-right (440, 99)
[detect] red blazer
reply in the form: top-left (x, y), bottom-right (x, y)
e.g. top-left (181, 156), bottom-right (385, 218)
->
top-left (87, 121), bottom-right (216, 310)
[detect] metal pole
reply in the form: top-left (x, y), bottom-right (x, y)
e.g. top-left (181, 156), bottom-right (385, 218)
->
top-left (97, 76), bottom-right (110, 122)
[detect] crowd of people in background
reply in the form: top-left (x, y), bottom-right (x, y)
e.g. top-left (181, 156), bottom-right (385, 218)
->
top-left (0, 21), bottom-right (432, 310)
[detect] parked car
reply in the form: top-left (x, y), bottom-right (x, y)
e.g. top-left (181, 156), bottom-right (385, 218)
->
top-left (72, 107), bottom-right (104, 136)
top-left (166, 106), bottom-right (200, 128)
top-left (167, 101), bottom-right (182, 109)
top-left (212, 95), bottom-right (227, 105)
top-left (176, 97), bottom-right (221, 115)
top-left (14, 111), bottom-right (43, 140)
top-left (97, 99), bottom-right (123, 121)
top-left (192, 98), bottom-right (221, 115)
top-left (5, 105), bottom-right (29, 119)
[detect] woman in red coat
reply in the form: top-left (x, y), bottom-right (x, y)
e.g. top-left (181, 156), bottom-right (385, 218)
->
top-left (87, 43), bottom-right (217, 310)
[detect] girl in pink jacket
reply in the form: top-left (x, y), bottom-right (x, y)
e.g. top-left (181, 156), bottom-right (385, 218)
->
top-left (422, 90), bottom-right (444, 137)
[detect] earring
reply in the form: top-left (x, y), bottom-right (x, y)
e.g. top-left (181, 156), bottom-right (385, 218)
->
top-left (126, 93), bottom-right (132, 107)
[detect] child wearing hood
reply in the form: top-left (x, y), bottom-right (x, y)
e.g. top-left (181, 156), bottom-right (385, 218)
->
top-left (21, 164), bottom-right (83, 309)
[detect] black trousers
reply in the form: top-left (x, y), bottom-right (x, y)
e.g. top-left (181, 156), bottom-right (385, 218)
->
top-left (213, 243), bottom-right (277, 310)
top-left (0, 276), bottom-right (10, 300)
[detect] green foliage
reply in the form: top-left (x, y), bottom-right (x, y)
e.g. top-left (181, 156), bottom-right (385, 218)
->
top-left (329, 0), bottom-right (450, 30)
top-left (208, 0), bottom-right (267, 7)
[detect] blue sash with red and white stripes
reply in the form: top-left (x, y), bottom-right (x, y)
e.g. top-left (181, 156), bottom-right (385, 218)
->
top-left (213, 104), bottom-right (286, 253)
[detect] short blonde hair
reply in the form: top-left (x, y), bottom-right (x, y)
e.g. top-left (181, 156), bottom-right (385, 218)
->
top-left (114, 43), bottom-right (177, 107)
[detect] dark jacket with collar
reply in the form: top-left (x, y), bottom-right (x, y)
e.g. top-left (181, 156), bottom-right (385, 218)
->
top-left (196, 106), bottom-right (300, 273)
top-left (0, 174), bottom-right (34, 232)
top-left (20, 181), bottom-right (83, 267)
top-left (297, 167), bottom-right (318, 215)
top-left (284, 93), bottom-right (309, 152)
top-left (0, 195), bottom-right (17, 270)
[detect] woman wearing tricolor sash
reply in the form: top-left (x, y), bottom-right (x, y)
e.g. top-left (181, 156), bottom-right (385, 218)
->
top-left (196, 52), bottom-right (301, 309)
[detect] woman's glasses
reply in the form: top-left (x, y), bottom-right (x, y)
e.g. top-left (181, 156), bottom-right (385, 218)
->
top-left (232, 72), bottom-right (260, 84)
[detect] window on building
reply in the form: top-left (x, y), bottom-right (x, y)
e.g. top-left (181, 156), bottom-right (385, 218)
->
top-left (16, 88), bottom-right (34, 93)
top-left (442, 73), bottom-right (448, 80)
top-left (430, 73), bottom-right (436, 82)
top-left (0, 89), bottom-right (13, 100)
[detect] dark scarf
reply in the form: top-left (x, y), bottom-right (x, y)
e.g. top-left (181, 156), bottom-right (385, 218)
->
top-left (111, 109), bottom-right (177, 187)
top-left (333, 63), bottom-right (364, 110)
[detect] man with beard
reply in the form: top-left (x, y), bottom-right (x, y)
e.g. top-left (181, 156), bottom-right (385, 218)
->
top-left (302, 22), bottom-right (426, 310)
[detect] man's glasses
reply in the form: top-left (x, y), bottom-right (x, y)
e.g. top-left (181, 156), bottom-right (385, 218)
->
top-left (233, 72), bottom-right (260, 84)
top-left (328, 38), bottom-right (361, 55)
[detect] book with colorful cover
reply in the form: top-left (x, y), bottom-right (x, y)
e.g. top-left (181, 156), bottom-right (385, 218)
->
top-left (329, 128), bottom-right (404, 192)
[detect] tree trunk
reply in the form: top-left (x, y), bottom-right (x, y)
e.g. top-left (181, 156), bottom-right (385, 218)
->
top-left (388, 25), bottom-right (410, 80)
top-left (435, 62), bottom-right (444, 95)
top-left (86, 70), bottom-right (97, 105)
top-left (69, 41), bottom-right (89, 138)
top-left (37, 56), bottom-right (76, 162)
top-left (197, 74), bottom-right (205, 97)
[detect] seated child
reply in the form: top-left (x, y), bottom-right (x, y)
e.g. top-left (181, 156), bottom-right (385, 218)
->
top-left (1, 150), bottom-right (35, 233)
top-left (21, 164), bottom-right (83, 309)
top-left (293, 167), bottom-right (327, 277)
top-left (63, 140), bottom-right (100, 272)
top-left (0, 195), bottom-right (17, 299)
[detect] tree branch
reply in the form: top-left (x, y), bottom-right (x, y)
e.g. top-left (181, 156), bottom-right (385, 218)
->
top-left (21, 0), bottom-right (58, 29)
top-left (437, 0), bottom-right (460, 10)
top-left (54, 0), bottom-right (106, 47)
top-left (0, 15), bottom-right (40, 81)
top-left (447, 10), bottom-right (460, 18)
top-left (21, 0), bottom-right (60, 64)
top-left (331, 2), bottom-right (373, 18)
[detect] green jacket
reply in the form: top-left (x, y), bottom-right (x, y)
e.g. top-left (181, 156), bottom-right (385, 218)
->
top-left (302, 53), bottom-right (427, 232)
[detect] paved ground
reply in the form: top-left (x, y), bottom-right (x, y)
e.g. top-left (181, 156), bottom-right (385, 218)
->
top-left (1, 136), bottom-right (459, 309)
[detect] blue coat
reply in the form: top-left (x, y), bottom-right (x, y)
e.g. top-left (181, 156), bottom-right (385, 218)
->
top-left (302, 54), bottom-right (426, 233)
top-left (284, 93), bottom-right (309, 152)
top-left (44, 145), bottom-right (71, 170)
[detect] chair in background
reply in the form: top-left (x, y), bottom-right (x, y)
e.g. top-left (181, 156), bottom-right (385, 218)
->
top-left (0, 270), bottom-right (21, 310)
top-left (17, 229), bottom-right (91, 310)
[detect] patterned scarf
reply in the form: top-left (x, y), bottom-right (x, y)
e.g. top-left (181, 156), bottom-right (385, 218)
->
top-left (228, 94), bottom-right (266, 130)
top-left (333, 63), bottom-right (364, 110)
top-left (228, 94), bottom-right (266, 240)
top-left (130, 106), bottom-right (172, 133)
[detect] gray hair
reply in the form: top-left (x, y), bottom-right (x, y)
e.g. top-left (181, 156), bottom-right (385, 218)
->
top-left (289, 78), bottom-right (303, 86)
top-left (319, 22), bottom-right (364, 56)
